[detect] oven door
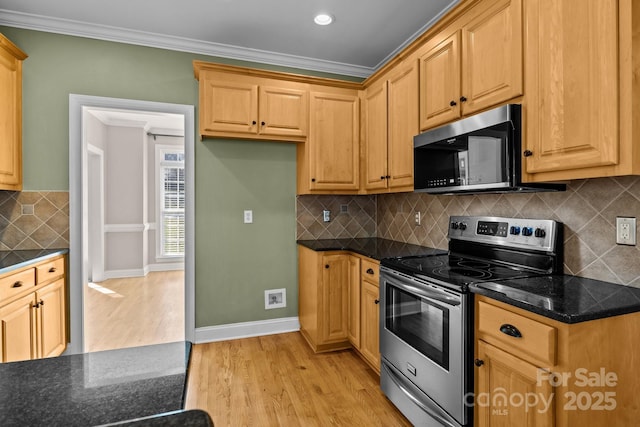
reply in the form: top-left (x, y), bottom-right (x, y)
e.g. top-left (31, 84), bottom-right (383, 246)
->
top-left (380, 267), bottom-right (470, 426)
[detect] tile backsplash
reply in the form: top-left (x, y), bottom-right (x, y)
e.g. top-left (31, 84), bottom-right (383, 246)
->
top-left (297, 176), bottom-right (640, 287)
top-left (0, 191), bottom-right (70, 251)
top-left (296, 195), bottom-right (376, 240)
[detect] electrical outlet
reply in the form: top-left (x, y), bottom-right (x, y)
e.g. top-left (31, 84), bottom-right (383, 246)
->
top-left (414, 212), bottom-right (421, 226)
top-left (616, 217), bottom-right (636, 245)
top-left (244, 210), bottom-right (253, 224)
top-left (323, 210), bottom-right (331, 222)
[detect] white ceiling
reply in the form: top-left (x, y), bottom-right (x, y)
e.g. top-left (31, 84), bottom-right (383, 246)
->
top-left (0, 0), bottom-right (460, 77)
top-left (87, 108), bottom-right (184, 135)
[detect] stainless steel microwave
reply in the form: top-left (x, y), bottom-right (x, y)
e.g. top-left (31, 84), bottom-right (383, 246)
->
top-left (413, 104), bottom-right (564, 194)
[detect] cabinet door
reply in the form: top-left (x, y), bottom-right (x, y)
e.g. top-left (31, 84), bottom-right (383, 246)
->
top-left (363, 80), bottom-right (389, 191)
top-left (360, 280), bottom-right (380, 371)
top-left (419, 32), bottom-right (461, 130)
top-left (461, 0), bottom-right (523, 115)
top-left (36, 279), bottom-right (66, 358)
top-left (320, 254), bottom-right (353, 343)
top-left (0, 36), bottom-right (25, 191)
top-left (524, 0), bottom-right (618, 175)
top-left (308, 91), bottom-right (360, 191)
top-left (347, 256), bottom-right (361, 348)
top-left (199, 72), bottom-right (258, 136)
top-left (0, 293), bottom-right (36, 362)
top-left (476, 340), bottom-right (553, 427)
top-left (387, 61), bottom-right (418, 189)
top-left (258, 85), bottom-right (308, 138)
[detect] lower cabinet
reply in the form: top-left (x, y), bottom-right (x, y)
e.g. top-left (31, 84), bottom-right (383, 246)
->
top-left (474, 295), bottom-right (640, 426)
top-left (298, 245), bottom-right (381, 371)
top-left (0, 255), bottom-right (67, 363)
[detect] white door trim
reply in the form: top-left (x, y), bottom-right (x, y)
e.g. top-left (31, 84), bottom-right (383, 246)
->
top-left (69, 94), bottom-right (196, 354)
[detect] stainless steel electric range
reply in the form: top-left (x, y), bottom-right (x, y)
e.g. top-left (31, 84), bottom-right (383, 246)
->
top-left (379, 215), bottom-right (563, 427)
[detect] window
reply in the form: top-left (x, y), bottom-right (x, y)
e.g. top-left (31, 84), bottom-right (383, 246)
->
top-left (158, 148), bottom-right (185, 257)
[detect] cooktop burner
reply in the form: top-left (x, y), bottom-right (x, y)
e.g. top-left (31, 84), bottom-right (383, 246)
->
top-left (386, 253), bottom-right (543, 290)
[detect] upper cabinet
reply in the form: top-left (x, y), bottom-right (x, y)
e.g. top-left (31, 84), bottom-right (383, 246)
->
top-left (362, 59), bottom-right (417, 193)
top-left (0, 34), bottom-right (27, 191)
top-left (419, 0), bottom-right (523, 130)
top-left (522, 0), bottom-right (640, 182)
top-left (297, 87), bottom-right (360, 193)
top-left (196, 68), bottom-right (308, 142)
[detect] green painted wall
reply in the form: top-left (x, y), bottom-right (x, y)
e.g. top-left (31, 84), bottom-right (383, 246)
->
top-left (0, 26), bottom-right (357, 327)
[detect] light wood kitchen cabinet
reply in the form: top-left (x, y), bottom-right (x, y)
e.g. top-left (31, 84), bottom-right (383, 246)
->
top-left (0, 254), bottom-right (67, 363)
top-left (362, 59), bottom-right (417, 193)
top-left (359, 258), bottom-right (380, 372)
top-left (522, 0), bottom-right (640, 182)
top-left (419, 0), bottom-right (523, 130)
top-left (196, 69), bottom-right (308, 142)
top-left (298, 245), bottom-right (359, 352)
top-left (297, 87), bottom-right (360, 194)
top-left (0, 34), bottom-right (27, 191)
top-left (475, 296), bottom-right (640, 426)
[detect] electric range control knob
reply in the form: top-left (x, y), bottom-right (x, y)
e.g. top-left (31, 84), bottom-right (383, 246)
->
top-left (522, 227), bottom-right (533, 237)
top-left (509, 226), bottom-right (521, 235)
top-left (451, 222), bottom-right (459, 230)
top-left (534, 228), bottom-right (546, 238)
top-left (459, 222), bottom-right (467, 231)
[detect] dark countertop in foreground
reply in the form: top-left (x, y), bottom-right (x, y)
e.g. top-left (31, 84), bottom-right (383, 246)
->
top-left (470, 274), bottom-right (640, 324)
top-left (296, 237), bottom-right (446, 260)
top-left (0, 248), bottom-right (69, 275)
top-left (0, 341), bottom-right (191, 427)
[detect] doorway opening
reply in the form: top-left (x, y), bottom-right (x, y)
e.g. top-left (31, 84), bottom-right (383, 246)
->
top-left (69, 95), bottom-right (195, 354)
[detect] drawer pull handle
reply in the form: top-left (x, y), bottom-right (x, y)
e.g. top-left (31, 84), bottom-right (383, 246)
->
top-left (366, 268), bottom-right (374, 275)
top-left (12, 281), bottom-right (23, 288)
top-left (500, 324), bottom-right (522, 338)
top-left (49, 267), bottom-right (57, 273)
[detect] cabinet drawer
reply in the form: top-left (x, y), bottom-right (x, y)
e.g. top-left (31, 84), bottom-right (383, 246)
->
top-left (36, 257), bottom-right (65, 285)
top-left (477, 300), bottom-right (557, 366)
top-left (0, 269), bottom-right (35, 302)
top-left (361, 259), bottom-right (379, 284)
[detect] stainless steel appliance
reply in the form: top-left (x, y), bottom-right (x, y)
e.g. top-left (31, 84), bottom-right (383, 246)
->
top-left (413, 104), bottom-right (565, 194)
top-left (380, 215), bottom-right (563, 427)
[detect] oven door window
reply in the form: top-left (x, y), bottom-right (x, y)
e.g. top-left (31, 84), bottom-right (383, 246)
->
top-left (386, 284), bottom-right (450, 370)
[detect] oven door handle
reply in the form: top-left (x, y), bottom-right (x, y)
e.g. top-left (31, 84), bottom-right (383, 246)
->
top-left (382, 362), bottom-right (460, 427)
top-left (391, 280), bottom-right (461, 307)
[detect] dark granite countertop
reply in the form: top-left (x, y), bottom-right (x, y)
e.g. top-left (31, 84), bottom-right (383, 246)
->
top-left (0, 248), bottom-right (69, 275)
top-left (470, 275), bottom-right (640, 324)
top-left (296, 237), bottom-right (446, 261)
top-left (0, 341), bottom-right (191, 427)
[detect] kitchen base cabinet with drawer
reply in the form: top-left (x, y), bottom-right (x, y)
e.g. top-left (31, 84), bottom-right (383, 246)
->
top-left (0, 254), bottom-right (67, 363)
top-left (474, 295), bottom-right (640, 427)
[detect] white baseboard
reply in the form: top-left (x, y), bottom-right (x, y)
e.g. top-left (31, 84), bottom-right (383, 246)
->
top-left (194, 317), bottom-right (300, 344)
top-left (102, 264), bottom-right (184, 280)
top-left (148, 263), bottom-right (184, 272)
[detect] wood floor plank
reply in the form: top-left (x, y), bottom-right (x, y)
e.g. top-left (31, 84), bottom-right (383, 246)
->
top-left (185, 332), bottom-right (411, 426)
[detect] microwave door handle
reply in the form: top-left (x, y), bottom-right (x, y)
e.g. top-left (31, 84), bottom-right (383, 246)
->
top-left (390, 280), bottom-right (461, 307)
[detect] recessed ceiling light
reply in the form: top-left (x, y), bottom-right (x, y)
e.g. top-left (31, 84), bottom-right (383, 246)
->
top-left (314, 13), bottom-right (334, 26)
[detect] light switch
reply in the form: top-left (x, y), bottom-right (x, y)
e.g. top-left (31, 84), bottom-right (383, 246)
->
top-left (244, 210), bottom-right (253, 224)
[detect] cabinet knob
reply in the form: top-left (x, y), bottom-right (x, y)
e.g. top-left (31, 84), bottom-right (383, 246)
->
top-left (449, 100), bottom-right (457, 106)
top-left (474, 358), bottom-right (484, 367)
top-left (33, 301), bottom-right (40, 309)
top-left (523, 150), bottom-right (533, 157)
top-left (12, 281), bottom-right (23, 288)
top-left (499, 323), bottom-right (522, 338)
top-left (261, 121), bottom-right (266, 126)
top-left (460, 96), bottom-right (467, 102)
top-left (386, 175), bottom-right (391, 179)
top-left (252, 120), bottom-right (257, 125)
top-left (49, 267), bottom-right (57, 273)
top-left (39, 299), bottom-right (44, 306)
top-left (374, 299), bottom-right (380, 305)
top-left (325, 264), bottom-right (329, 269)
top-left (311, 178), bottom-right (316, 182)
top-left (366, 268), bottom-right (374, 275)
top-left (381, 176), bottom-right (385, 180)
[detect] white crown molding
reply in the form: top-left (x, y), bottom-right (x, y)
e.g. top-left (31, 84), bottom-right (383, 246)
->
top-left (0, 9), bottom-right (373, 78)
top-left (195, 317), bottom-right (300, 344)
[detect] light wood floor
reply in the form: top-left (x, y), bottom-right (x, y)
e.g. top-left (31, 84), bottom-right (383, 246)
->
top-left (185, 332), bottom-right (412, 426)
top-left (84, 271), bottom-right (185, 352)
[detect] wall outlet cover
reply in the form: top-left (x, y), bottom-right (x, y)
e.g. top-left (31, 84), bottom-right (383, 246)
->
top-left (323, 210), bottom-right (330, 222)
top-left (616, 217), bottom-right (636, 245)
top-left (244, 210), bottom-right (253, 224)
top-left (265, 288), bottom-right (286, 309)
